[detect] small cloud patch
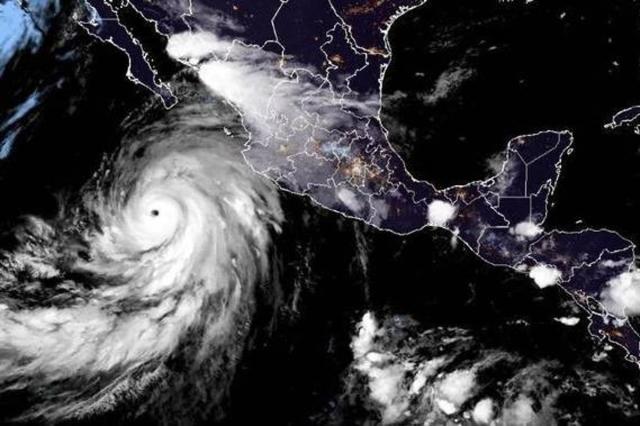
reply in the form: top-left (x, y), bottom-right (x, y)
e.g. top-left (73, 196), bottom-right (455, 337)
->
top-left (428, 200), bottom-right (456, 227)
top-left (529, 264), bottom-right (562, 288)
top-left (511, 221), bottom-right (543, 239)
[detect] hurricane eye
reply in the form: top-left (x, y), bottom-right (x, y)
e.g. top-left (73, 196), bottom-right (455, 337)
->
top-left (151, 209), bottom-right (160, 217)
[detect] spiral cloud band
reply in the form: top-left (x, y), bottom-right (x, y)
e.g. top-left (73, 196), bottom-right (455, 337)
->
top-left (0, 97), bottom-right (283, 422)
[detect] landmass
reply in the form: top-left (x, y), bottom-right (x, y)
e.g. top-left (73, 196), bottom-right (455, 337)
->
top-left (78, 0), bottom-right (178, 108)
top-left (606, 105), bottom-right (640, 133)
top-left (75, 0), bottom-right (640, 367)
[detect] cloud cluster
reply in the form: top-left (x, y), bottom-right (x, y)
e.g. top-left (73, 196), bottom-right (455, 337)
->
top-left (512, 220), bottom-right (543, 239)
top-left (529, 264), bottom-right (561, 288)
top-left (340, 312), bottom-right (636, 425)
top-left (601, 266), bottom-right (640, 318)
top-left (427, 199), bottom-right (457, 227)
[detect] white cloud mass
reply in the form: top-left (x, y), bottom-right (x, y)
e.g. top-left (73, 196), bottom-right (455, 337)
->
top-left (512, 221), bottom-right (543, 238)
top-left (601, 268), bottom-right (640, 318)
top-left (428, 200), bottom-right (457, 227)
top-left (529, 264), bottom-right (562, 288)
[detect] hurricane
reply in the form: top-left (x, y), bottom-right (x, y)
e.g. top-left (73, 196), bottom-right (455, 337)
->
top-left (0, 91), bottom-right (284, 423)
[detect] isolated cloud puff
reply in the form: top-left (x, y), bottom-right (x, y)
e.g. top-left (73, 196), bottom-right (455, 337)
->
top-left (529, 264), bottom-right (561, 288)
top-left (428, 200), bottom-right (456, 227)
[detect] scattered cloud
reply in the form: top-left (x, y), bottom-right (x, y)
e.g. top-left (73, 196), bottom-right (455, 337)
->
top-left (344, 313), bottom-right (638, 425)
top-left (419, 67), bottom-right (474, 105)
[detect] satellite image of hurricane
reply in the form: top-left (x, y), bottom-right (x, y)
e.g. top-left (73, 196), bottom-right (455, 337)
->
top-left (1, 0), bottom-right (640, 425)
